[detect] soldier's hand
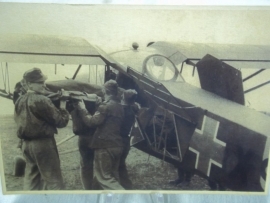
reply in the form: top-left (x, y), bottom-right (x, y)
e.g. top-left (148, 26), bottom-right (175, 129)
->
top-left (60, 100), bottom-right (66, 109)
top-left (58, 89), bottom-right (69, 109)
top-left (60, 88), bottom-right (69, 98)
top-left (96, 96), bottom-right (102, 106)
top-left (77, 100), bottom-right (86, 110)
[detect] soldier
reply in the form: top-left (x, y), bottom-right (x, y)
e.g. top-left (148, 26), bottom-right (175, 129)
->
top-left (119, 89), bottom-right (139, 189)
top-left (70, 100), bottom-right (97, 190)
top-left (14, 68), bottom-right (69, 190)
top-left (75, 80), bottom-right (124, 190)
top-left (13, 79), bottom-right (28, 104)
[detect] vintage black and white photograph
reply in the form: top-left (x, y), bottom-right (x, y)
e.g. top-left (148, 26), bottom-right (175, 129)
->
top-left (0, 3), bottom-right (270, 194)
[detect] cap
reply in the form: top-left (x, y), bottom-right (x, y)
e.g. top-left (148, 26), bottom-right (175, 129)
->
top-left (122, 89), bottom-right (137, 104)
top-left (103, 79), bottom-right (118, 96)
top-left (23, 68), bottom-right (47, 83)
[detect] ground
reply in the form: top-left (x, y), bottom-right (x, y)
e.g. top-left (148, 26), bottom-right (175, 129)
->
top-left (0, 115), bottom-right (211, 192)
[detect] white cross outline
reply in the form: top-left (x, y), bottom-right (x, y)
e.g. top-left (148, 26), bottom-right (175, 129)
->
top-left (188, 147), bottom-right (199, 169)
top-left (207, 159), bottom-right (222, 177)
top-left (260, 177), bottom-right (266, 191)
top-left (260, 137), bottom-right (270, 190)
top-left (189, 115), bottom-right (226, 177)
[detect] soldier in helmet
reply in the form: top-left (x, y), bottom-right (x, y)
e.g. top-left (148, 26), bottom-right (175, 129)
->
top-left (14, 67), bottom-right (69, 190)
top-left (75, 79), bottom-right (124, 190)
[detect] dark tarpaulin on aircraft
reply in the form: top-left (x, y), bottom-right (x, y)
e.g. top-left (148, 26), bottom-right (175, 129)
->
top-left (196, 54), bottom-right (245, 105)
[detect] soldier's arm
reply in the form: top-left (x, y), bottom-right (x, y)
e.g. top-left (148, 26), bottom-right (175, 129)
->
top-left (77, 101), bottom-right (106, 127)
top-left (35, 96), bottom-right (69, 128)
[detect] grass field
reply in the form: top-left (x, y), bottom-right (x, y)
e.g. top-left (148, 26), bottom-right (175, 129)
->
top-left (0, 115), bottom-right (210, 192)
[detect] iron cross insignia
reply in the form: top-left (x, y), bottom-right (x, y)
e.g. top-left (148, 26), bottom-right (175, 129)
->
top-left (189, 115), bottom-right (226, 177)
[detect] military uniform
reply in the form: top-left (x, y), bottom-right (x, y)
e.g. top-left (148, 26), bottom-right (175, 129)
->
top-left (70, 107), bottom-right (96, 190)
top-left (78, 95), bottom-right (124, 190)
top-left (78, 136), bottom-right (95, 189)
top-left (15, 91), bottom-right (69, 190)
top-left (119, 103), bottom-right (139, 189)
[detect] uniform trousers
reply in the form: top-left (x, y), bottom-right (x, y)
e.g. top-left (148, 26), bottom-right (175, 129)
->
top-left (119, 137), bottom-right (132, 189)
top-left (93, 147), bottom-right (124, 190)
top-left (78, 136), bottom-right (95, 190)
top-left (22, 137), bottom-right (64, 190)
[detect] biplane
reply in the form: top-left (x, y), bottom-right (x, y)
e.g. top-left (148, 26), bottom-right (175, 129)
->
top-left (0, 34), bottom-right (269, 192)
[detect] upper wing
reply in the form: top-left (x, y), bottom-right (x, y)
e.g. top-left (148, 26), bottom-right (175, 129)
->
top-left (0, 34), bottom-right (105, 65)
top-left (150, 41), bottom-right (270, 69)
top-left (0, 33), bottom-right (128, 101)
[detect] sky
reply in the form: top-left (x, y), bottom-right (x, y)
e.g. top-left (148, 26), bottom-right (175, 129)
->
top-left (1, 0), bottom-right (270, 5)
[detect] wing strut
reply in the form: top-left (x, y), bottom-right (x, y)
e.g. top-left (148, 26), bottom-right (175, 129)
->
top-left (192, 65), bottom-right (196, 77)
top-left (244, 80), bottom-right (270, 94)
top-left (2, 63), bottom-right (10, 92)
top-left (72, 64), bottom-right (82, 80)
top-left (180, 62), bottom-right (184, 73)
top-left (0, 62), bottom-right (12, 99)
top-left (243, 69), bottom-right (265, 82)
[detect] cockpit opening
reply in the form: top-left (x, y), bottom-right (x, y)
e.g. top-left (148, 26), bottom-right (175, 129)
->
top-left (143, 55), bottom-right (184, 82)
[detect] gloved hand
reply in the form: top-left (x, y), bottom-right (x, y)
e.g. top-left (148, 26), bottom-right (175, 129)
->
top-left (96, 96), bottom-right (102, 106)
top-left (58, 89), bottom-right (68, 109)
top-left (76, 100), bottom-right (86, 110)
top-left (60, 100), bottom-right (66, 109)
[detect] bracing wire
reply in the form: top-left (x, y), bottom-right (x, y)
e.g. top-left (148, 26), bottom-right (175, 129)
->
top-left (1, 62), bottom-right (7, 91)
top-left (96, 65), bottom-right (98, 85)
top-left (88, 65), bottom-right (91, 83)
top-left (6, 62), bottom-right (11, 94)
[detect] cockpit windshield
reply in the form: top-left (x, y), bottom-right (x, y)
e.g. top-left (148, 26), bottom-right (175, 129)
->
top-left (143, 55), bottom-right (184, 82)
